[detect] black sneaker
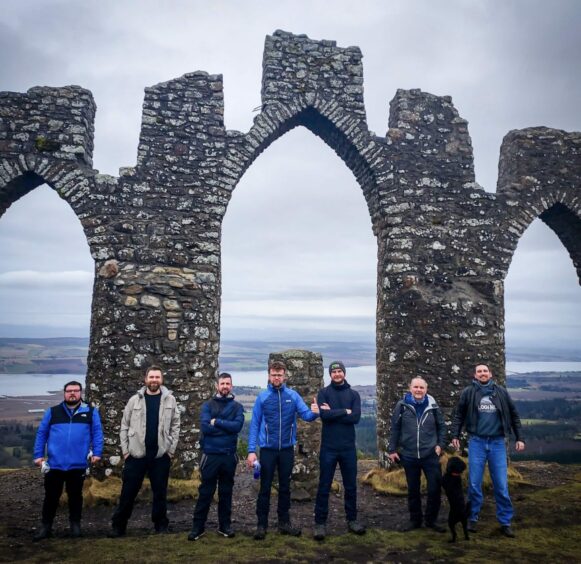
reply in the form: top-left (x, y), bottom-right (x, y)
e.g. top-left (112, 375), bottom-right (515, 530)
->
top-left (425, 522), bottom-right (446, 533)
top-left (254, 526), bottom-right (267, 540)
top-left (279, 522), bottom-right (301, 536)
top-left (402, 521), bottom-right (422, 532)
top-left (33, 524), bottom-right (52, 542)
top-left (347, 520), bottom-right (366, 535)
top-left (188, 527), bottom-right (205, 541)
top-left (500, 525), bottom-right (516, 538)
top-left (217, 525), bottom-right (235, 538)
top-left (467, 520), bottom-right (478, 533)
top-left (107, 526), bottom-right (126, 538)
top-left (313, 523), bottom-right (326, 541)
top-left (70, 521), bottom-right (82, 538)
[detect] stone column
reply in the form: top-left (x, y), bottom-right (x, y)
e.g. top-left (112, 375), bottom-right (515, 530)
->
top-left (268, 350), bottom-right (324, 497)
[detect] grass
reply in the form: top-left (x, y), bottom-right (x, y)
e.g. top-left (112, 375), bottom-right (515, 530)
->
top-left (361, 454), bottom-right (527, 496)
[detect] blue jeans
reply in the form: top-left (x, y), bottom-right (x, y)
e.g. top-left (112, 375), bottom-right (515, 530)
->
top-left (314, 447), bottom-right (358, 524)
top-left (468, 436), bottom-right (513, 526)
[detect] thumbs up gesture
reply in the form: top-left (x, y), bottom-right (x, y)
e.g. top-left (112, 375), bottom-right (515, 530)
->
top-left (310, 396), bottom-right (319, 414)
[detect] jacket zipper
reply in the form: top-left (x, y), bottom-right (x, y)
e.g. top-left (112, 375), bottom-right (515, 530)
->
top-left (418, 405), bottom-right (435, 458)
top-left (278, 389), bottom-right (282, 450)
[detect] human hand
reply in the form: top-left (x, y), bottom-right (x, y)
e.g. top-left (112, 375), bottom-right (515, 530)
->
top-left (123, 453), bottom-right (129, 460)
top-left (345, 409), bottom-right (352, 415)
top-left (515, 441), bottom-right (525, 452)
top-left (388, 452), bottom-right (400, 463)
top-left (34, 457), bottom-right (44, 467)
top-left (435, 446), bottom-right (442, 456)
top-left (210, 418), bottom-right (216, 426)
top-left (311, 397), bottom-right (319, 414)
top-left (320, 403), bottom-right (331, 411)
top-left (91, 456), bottom-right (101, 464)
top-left (451, 439), bottom-right (460, 451)
top-left (247, 453), bottom-right (257, 469)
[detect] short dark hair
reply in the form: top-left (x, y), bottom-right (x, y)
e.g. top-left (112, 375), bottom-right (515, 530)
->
top-left (145, 365), bottom-right (163, 377)
top-left (64, 380), bottom-right (83, 392)
top-left (269, 360), bottom-right (286, 373)
top-left (217, 372), bottom-right (232, 383)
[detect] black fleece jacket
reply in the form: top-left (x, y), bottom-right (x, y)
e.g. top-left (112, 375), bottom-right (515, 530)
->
top-left (317, 381), bottom-right (361, 450)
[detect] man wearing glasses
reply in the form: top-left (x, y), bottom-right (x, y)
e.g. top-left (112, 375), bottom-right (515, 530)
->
top-left (33, 380), bottom-right (103, 540)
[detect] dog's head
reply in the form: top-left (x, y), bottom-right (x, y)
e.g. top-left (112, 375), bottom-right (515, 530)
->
top-left (446, 456), bottom-right (467, 475)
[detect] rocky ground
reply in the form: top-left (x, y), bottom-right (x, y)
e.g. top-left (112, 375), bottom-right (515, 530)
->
top-left (0, 459), bottom-right (579, 563)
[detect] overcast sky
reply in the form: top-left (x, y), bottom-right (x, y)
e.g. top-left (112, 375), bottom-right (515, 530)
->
top-left (0, 0), bottom-right (580, 353)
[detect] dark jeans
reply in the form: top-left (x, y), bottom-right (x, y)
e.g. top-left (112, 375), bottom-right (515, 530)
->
top-left (401, 453), bottom-right (442, 525)
top-left (192, 452), bottom-right (237, 530)
top-left (256, 447), bottom-right (294, 528)
top-left (42, 469), bottom-right (85, 525)
top-left (314, 447), bottom-right (358, 524)
top-left (112, 453), bottom-right (171, 531)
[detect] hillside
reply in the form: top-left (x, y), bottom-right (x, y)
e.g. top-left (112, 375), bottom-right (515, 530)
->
top-left (0, 460), bottom-right (579, 563)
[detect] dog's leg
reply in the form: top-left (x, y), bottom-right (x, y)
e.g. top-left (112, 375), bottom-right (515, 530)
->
top-left (461, 518), bottom-right (469, 541)
top-left (449, 520), bottom-right (457, 543)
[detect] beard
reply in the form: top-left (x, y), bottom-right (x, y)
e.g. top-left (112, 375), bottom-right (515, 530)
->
top-left (65, 398), bottom-right (81, 407)
top-left (147, 383), bottom-right (161, 393)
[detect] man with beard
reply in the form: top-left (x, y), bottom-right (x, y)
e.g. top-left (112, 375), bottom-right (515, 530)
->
top-left (188, 372), bottom-right (244, 541)
top-left (33, 380), bottom-right (103, 540)
top-left (451, 363), bottom-right (525, 538)
top-left (109, 365), bottom-right (180, 537)
top-left (313, 361), bottom-right (366, 541)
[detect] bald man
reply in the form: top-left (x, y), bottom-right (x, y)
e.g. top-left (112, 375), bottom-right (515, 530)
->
top-left (388, 377), bottom-right (446, 532)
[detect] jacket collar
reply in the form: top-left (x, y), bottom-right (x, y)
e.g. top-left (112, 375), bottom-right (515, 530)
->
top-left (137, 385), bottom-right (172, 398)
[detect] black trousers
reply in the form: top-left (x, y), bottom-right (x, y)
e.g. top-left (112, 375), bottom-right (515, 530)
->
top-left (112, 453), bottom-right (171, 531)
top-left (314, 447), bottom-right (358, 524)
top-left (256, 447), bottom-right (294, 528)
top-left (192, 452), bottom-right (237, 530)
top-left (42, 469), bottom-right (85, 525)
top-left (401, 453), bottom-right (442, 525)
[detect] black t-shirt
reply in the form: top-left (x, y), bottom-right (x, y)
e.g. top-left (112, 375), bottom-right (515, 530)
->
top-left (144, 393), bottom-right (161, 454)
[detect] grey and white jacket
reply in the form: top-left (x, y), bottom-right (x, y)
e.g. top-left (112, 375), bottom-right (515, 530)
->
top-left (120, 386), bottom-right (181, 459)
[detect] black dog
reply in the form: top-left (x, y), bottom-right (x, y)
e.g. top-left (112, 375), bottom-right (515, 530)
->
top-left (442, 457), bottom-right (471, 543)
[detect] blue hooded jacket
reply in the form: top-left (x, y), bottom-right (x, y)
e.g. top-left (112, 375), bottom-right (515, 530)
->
top-left (34, 401), bottom-right (104, 471)
top-left (200, 394), bottom-right (244, 455)
top-left (248, 383), bottom-right (317, 452)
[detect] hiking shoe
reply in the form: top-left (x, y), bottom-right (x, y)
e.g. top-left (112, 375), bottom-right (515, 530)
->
top-left (33, 524), bottom-right (52, 541)
top-left (107, 526), bottom-right (126, 538)
top-left (155, 524), bottom-right (169, 534)
top-left (279, 522), bottom-right (301, 536)
top-left (188, 527), bottom-right (205, 541)
top-left (500, 525), bottom-right (515, 538)
top-left (402, 521), bottom-right (422, 532)
top-left (217, 525), bottom-right (235, 538)
top-left (254, 526), bottom-right (267, 540)
top-left (425, 522), bottom-right (446, 533)
top-left (467, 520), bottom-right (478, 533)
top-left (313, 523), bottom-right (326, 541)
top-left (347, 520), bottom-right (366, 535)
top-left (70, 521), bottom-right (82, 538)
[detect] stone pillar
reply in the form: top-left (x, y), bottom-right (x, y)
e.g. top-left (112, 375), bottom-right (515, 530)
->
top-left (269, 350), bottom-right (323, 497)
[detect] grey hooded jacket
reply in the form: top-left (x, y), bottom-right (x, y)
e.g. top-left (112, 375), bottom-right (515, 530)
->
top-left (120, 385), bottom-right (180, 459)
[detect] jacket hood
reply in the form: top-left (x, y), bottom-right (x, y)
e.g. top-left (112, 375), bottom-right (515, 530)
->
top-left (402, 393), bottom-right (438, 408)
top-left (137, 385), bottom-right (172, 398)
top-left (330, 380), bottom-right (351, 390)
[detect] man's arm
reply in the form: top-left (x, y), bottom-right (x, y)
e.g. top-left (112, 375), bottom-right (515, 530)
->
top-left (91, 406), bottom-right (104, 462)
top-left (505, 390), bottom-right (525, 450)
top-left (341, 391), bottom-right (361, 424)
top-left (318, 389), bottom-right (351, 420)
top-left (295, 391), bottom-right (318, 422)
top-left (119, 397), bottom-right (133, 458)
top-left (450, 388), bottom-right (468, 443)
top-left (247, 397), bottom-right (262, 454)
top-left (33, 408), bottom-right (51, 465)
top-left (434, 405), bottom-right (446, 449)
top-left (167, 397), bottom-right (181, 457)
top-left (201, 401), bottom-right (223, 436)
top-left (214, 403), bottom-right (244, 434)
top-left (387, 402), bottom-right (402, 461)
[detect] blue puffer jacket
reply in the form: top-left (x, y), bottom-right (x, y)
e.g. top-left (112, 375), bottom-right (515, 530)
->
top-left (200, 394), bottom-right (244, 455)
top-left (33, 401), bottom-right (104, 471)
top-left (248, 383), bottom-right (317, 452)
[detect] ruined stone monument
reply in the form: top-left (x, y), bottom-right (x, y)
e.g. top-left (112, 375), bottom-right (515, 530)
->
top-left (0, 30), bottom-right (579, 474)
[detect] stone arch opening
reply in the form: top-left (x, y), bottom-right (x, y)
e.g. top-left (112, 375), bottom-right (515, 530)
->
top-left (504, 207), bottom-right (581, 357)
top-left (221, 124), bottom-right (377, 454)
top-left (0, 175), bottom-right (94, 372)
